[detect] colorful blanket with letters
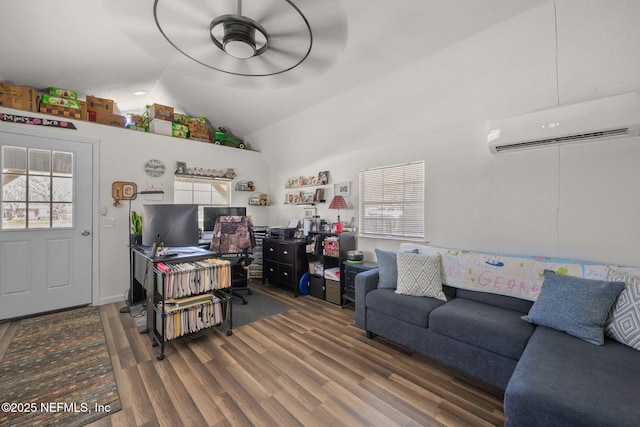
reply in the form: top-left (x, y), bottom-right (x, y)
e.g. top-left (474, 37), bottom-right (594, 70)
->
top-left (398, 243), bottom-right (637, 301)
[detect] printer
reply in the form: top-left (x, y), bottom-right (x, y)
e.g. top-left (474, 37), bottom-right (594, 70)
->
top-left (268, 227), bottom-right (297, 239)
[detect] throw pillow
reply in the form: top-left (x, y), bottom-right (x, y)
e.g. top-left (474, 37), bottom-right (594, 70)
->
top-left (375, 248), bottom-right (417, 289)
top-left (604, 267), bottom-right (640, 351)
top-left (395, 252), bottom-right (447, 300)
top-left (522, 270), bottom-right (625, 345)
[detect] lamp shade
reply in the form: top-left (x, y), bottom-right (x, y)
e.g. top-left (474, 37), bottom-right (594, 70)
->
top-left (329, 195), bottom-right (347, 210)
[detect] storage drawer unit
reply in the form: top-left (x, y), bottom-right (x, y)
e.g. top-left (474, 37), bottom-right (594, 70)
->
top-left (262, 238), bottom-right (306, 296)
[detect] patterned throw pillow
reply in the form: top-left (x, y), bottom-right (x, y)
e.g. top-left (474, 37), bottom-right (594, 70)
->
top-left (604, 267), bottom-right (640, 351)
top-left (395, 252), bottom-right (446, 301)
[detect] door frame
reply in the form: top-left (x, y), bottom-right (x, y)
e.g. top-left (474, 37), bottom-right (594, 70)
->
top-left (0, 124), bottom-right (100, 306)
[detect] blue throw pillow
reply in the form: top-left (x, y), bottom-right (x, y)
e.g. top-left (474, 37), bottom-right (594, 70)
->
top-left (522, 270), bottom-right (625, 345)
top-left (375, 248), bottom-right (418, 289)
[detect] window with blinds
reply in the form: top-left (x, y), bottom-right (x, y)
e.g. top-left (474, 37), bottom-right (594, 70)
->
top-left (358, 161), bottom-right (424, 240)
top-left (174, 176), bottom-right (231, 205)
top-left (174, 176), bottom-right (231, 229)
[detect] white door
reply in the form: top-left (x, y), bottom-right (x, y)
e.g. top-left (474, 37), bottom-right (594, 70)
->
top-left (0, 128), bottom-right (94, 320)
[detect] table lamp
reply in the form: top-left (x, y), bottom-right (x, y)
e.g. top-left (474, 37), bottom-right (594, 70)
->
top-left (329, 195), bottom-right (347, 232)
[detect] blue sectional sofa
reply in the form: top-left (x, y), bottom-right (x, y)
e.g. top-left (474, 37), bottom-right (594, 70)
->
top-left (355, 244), bottom-right (640, 426)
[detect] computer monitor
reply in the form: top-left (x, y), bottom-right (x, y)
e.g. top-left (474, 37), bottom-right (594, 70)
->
top-left (142, 204), bottom-right (199, 247)
top-left (203, 206), bottom-right (247, 232)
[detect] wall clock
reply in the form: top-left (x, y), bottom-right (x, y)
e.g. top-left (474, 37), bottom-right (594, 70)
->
top-left (144, 159), bottom-right (165, 177)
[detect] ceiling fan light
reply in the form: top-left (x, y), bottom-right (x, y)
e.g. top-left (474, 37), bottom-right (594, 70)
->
top-left (224, 39), bottom-right (255, 59)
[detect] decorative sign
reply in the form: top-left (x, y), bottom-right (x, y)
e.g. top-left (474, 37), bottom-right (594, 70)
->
top-left (0, 113), bottom-right (77, 130)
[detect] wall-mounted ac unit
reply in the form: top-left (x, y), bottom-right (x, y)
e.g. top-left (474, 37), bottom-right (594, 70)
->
top-left (488, 92), bottom-right (640, 154)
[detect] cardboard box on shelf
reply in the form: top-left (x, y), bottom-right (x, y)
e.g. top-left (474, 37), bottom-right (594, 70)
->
top-left (147, 103), bottom-right (173, 122)
top-left (0, 82), bottom-right (39, 113)
top-left (127, 114), bottom-right (145, 127)
top-left (190, 131), bottom-right (209, 139)
top-left (172, 129), bottom-right (188, 138)
top-left (0, 82), bottom-right (38, 98)
top-left (79, 100), bottom-right (87, 120)
top-left (172, 123), bottom-right (189, 132)
top-left (0, 95), bottom-right (39, 113)
top-left (47, 87), bottom-right (77, 100)
top-left (40, 94), bottom-right (81, 110)
top-left (148, 118), bottom-right (172, 136)
top-left (186, 120), bottom-right (207, 133)
top-left (89, 111), bottom-right (125, 127)
top-left (39, 103), bottom-right (82, 119)
top-left (86, 95), bottom-right (115, 113)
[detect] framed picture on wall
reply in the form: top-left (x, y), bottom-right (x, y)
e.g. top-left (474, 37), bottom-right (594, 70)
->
top-left (334, 182), bottom-right (350, 197)
top-left (318, 171), bottom-right (329, 185)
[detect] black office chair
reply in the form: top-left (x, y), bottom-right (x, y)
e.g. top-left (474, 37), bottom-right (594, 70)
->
top-left (209, 216), bottom-right (255, 304)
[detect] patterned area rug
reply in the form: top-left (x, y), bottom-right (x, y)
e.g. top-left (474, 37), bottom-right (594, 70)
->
top-left (0, 306), bottom-right (121, 427)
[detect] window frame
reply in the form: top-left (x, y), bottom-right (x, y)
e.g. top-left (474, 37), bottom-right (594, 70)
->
top-left (358, 161), bottom-right (425, 240)
top-left (173, 175), bottom-right (232, 230)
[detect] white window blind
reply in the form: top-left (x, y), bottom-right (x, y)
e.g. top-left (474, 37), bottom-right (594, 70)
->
top-left (174, 176), bottom-right (231, 229)
top-left (358, 161), bottom-right (424, 240)
top-left (174, 176), bottom-right (231, 205)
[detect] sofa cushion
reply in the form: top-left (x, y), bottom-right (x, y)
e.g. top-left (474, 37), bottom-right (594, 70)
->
top-left (456, 288), bottom-right (533, 314)
top-left (375, 248), bottom-right (418, 289)
top-left (366, 288), bottom-right (446, 328)
top-left (395, 252), bottom-right (446, 300)
top-left (522, 270), bottom-right (625, 345)
top-left (604, 266), bottom-right (640, 351)
top-left (429, 298), bottom-right (535, 360)
top-left (505, 326), bottom-right (640, 427)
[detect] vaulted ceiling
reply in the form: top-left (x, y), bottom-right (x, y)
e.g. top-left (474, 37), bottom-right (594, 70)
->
top-left (0, 0), bottom-right (545, 139)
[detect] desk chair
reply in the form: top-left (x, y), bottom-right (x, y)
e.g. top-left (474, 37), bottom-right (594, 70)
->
top-left (209, 216), bottom-right (255, 304)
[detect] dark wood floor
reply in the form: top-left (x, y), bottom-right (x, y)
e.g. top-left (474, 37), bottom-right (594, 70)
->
top-left (86, 281), bottom-right (505, 427)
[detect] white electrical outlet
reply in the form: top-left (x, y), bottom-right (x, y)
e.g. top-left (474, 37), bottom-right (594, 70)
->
top-left (104, 218), bottom-right (116, 228)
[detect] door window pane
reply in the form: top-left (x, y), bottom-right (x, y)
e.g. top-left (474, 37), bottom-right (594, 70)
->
top-left (52, 151), bottom-right (73, 176)
top-left (28, 176), bottom-right (51, 202)
top-left (1, 146), bottom-right (74, 230)
top-left (2, 146), bottom-right (26, 173)
top-left (2, 174), bottom-right (26, 201)
top-left (29, 203), bottom-right (51, 228)
top-left (2, 202), bottom-right (25, 229)
top-left (53, 177), bottom-right (73, 202)
top-left (28, 149), bottom-right (51, 175)
top-left (52, 203), bottom-right (72, 228)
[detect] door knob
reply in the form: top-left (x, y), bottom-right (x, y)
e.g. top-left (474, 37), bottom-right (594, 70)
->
top-left (82, 230), bottom-right (91, 236)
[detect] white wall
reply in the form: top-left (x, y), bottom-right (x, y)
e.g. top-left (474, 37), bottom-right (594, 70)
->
top-left (247, 0), bottom-right (640, 267)
top-left (0, 110), bottom-right (270, 305)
